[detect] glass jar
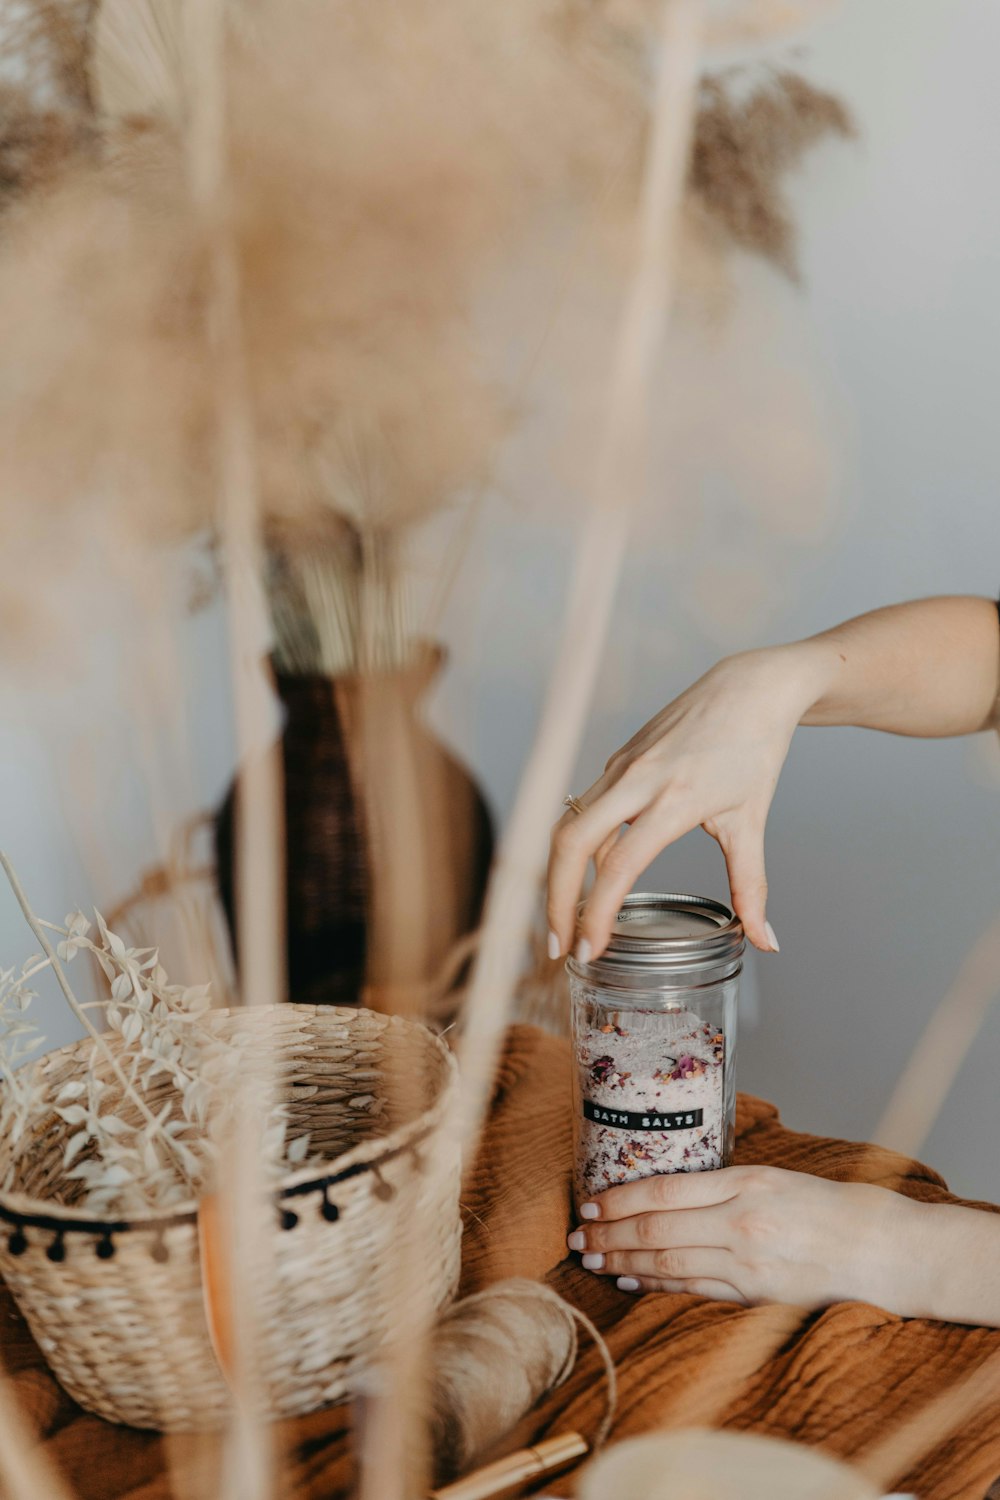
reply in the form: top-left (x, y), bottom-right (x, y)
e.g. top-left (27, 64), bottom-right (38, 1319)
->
top-left (568, 893), bottom-right (743, 1209)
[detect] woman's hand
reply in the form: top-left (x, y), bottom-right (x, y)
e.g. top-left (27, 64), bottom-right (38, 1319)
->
top-left (547, 597), bottom-right (1000, 962)
top-left (566, 1165), bottom-right (927, 1314)
top-left (547, 644), bottom-right (825, 960)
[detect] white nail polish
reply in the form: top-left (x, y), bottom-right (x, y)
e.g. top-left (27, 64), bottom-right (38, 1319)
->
top-left (764, 921), bottom-right (780, 953)
top-left (617, 1276), bottom-right (640, 1292)
top-left (579, 1202), bottom-right (600, 1220)
top-left (575, 937), bottom-right (592, 964)
top-left (547, 930), bottom-right (561, 961)
top-left (581, 1252), bottom-right (605, 1270)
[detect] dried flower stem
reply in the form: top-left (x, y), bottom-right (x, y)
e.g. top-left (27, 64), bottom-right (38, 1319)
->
top-left (857, 1344), bottom-right (1000, 1496)
top-left (182, 4), bottom-right (280, 1496)
top-left (456, 0), bottom-right (707, 1145)
top-left (874, 909), bottom-right (1000, 1158)
top-left (0, 1372), bottom-right (76, 1500)
top-left (0, 850), bottom-right (197, 1189)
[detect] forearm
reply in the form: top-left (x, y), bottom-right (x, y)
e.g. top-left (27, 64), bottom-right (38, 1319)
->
top-left (894, 1199), bottom-right (1000, 1327)
top-left (755, 596), bottom-right (1000, 739)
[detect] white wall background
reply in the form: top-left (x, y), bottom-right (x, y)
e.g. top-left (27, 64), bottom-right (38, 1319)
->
top-left (3, 0), bottom-right (999, 1198)
top-left (428, 0), bottom-right (1000, 1199)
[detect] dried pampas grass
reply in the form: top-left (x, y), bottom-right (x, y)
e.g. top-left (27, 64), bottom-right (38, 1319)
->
top-left (0, 80), bottom-right (93, 210)
top-left (0, 0), bottom-right (644, 640)
top-left (0, 0), bottom-right (93, 109)
top-left (691, 67), bottom-right (855, 277)
top-left (0, 0), bottom-right (96, 215)
top-left (0, 0), bottom-right (855, 666)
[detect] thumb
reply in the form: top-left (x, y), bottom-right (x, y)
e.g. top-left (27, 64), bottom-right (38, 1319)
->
top-left (716, 821), bottom-right (777, 954)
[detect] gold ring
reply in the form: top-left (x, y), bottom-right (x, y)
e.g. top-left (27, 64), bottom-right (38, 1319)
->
top-left (563, 795), bottom-right (586, 816)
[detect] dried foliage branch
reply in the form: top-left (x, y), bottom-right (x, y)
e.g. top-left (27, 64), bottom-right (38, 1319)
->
top-left (0, 859), bottom-right (315, 1215)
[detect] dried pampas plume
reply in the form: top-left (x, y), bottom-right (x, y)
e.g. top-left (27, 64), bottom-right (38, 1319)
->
top-left (0, 0), bottom-right (645, 652)
top-left (0, 0), bottom-right (96, 214)
top-left (0, 1), bottom-right (853, 661)
top-left (690, 67), bottom-right (855, 277)
top-left (0, 81), bottom-right (94, 208)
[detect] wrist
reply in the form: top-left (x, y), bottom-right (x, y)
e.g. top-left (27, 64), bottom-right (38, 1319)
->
top-left (725, 641), bottom-right (839, 729)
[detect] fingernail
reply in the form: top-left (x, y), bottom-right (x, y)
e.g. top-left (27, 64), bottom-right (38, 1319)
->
top-left (575, 937), bottom-right (592, 964)
top-left (547, 930), bottom-right (561, 961)
top-left (617, 1276), bottom-right (641, 1292)
top-left (579, 1202), bottom-right (600, 1220)
top-left (567, 1230), bottom-right (586, 1251)
top-left (582, 1252), bottom-right (605, 1271)
top-left (764, 921), bottom-right (780, 953)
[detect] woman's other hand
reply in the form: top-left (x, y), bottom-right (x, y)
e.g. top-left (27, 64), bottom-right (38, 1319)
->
top-left (547, 597), bottom-right (1000, 962)
top-left (547, 645), bottom-right (822, 960)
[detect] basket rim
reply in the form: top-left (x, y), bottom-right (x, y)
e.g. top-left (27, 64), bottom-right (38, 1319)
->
top-left (0, 1003), bottom-right (457, 1234)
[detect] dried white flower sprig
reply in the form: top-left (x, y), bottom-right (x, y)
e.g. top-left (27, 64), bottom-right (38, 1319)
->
top-left (0, 853), bottom-right (314, 1216)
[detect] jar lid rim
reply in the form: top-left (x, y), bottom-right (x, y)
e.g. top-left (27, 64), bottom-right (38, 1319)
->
top-left (574, 892), bottom-right (744, 971)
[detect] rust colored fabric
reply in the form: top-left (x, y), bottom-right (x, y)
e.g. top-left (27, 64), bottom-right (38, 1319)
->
top-left (3, 1024), bottom-right (1000, 1499)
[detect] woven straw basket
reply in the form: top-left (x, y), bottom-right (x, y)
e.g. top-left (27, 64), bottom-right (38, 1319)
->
top-left (0, 1004), bottom-right (462, 1430)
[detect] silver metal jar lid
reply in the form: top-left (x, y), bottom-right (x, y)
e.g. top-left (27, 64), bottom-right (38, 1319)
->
top-left (570, 892), bottom-right (744, 983)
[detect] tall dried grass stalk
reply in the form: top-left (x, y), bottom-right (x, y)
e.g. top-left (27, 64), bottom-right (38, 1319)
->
top-left (874, 909), bottom-right (1000, 1159)
top-left (90, 0), bottom-right (184, 119)
top-left (857, 1345), bottom-right (1000, 1495)
top-left (455, 0), bottom-right (707, 1146)
top-left (178, 1), bottom-right (281, 1494)
top-left (0, 1370), bottom-right (76, 1500)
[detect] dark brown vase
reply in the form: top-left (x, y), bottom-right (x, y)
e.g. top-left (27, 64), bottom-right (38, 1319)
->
top-left (214, 646), bottom-right (494, 1012)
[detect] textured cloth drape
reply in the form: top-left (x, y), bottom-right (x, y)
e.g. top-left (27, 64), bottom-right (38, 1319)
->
top-left (3, 1023), bottom-right (1000, 1499)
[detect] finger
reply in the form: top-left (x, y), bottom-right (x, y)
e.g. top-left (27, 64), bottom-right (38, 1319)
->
top-left (573, 1245), bottom-right (735, 1282)
top-left (582, 1165), bottom-right (747, 1222)
top-left (716, 819), bottom-right (775, 953)
top-left (568, 1204), bottom-right (732, 1257)
top-left (594, 825), bottom-right (625, 874)
top-left (577, 801), bottom-right (701, 959)
top-left (616, 1275), bottom-right (748, 1303)
top-left (546, 777), bottom-right (652, 956)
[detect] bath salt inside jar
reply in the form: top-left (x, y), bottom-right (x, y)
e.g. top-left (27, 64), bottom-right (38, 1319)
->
top-left (568, 894), bottom-right (743, 1208)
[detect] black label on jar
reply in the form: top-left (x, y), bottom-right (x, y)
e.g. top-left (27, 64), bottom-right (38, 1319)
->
top-left (582, 1100), bottom-right (704, 1132)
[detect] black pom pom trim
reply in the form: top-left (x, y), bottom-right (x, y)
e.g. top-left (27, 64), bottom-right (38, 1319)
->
top-left (280, 1208), bottom-right (299, 1231)
top-left (320, 1191), bottom-right (339, 1223)
top-left (46, 1233), bottom-right (66, 1263)
top-left (96, 1231), bottom-right (115, 1260)
top-left (8, 1228), bottom-right (27, 1256)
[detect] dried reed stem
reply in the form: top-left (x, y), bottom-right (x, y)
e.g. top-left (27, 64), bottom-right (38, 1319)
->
top-left (181, 2), bottom-right (280, 1494)
top-left (873, 909), bottom-right (1000, 1157)
top-left (856, 1345), bottom-right (1000, 1495)
top-left (455, 0), bottom-right (706, 1145)
top-left (0, 1372), bottom-right (76, 1500)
